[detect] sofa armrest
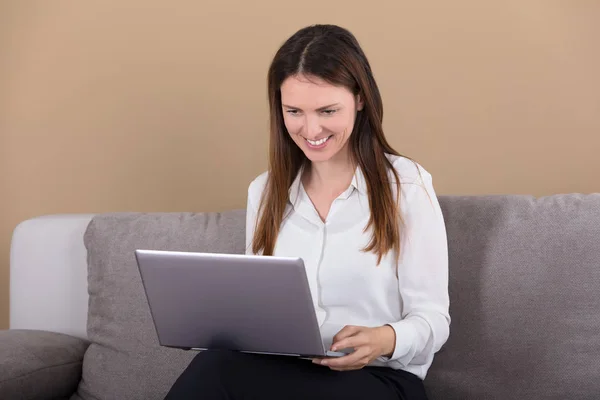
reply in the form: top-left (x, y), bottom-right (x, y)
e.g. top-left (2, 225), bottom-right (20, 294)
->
top-left (0, 329), bottom-right (89, 400)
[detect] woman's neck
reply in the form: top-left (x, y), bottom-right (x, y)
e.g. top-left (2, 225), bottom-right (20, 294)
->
top-left (303, 153), bottom-right (356, 197)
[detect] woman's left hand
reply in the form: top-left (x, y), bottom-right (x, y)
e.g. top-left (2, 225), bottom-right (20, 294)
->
top-left (312, 325), bottom-right (396, 371)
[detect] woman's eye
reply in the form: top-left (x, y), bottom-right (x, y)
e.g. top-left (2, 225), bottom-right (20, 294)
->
top-left (285, 109), bottom-right (337, 116)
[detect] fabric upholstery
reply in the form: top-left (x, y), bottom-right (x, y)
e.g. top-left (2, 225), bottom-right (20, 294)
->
top-left (10, 214), bottom-right (93, 339)
top-left (70, 194), bottom-right (600, 399)
top-left (72, 211), bottom-right (246, 400)
top-left (425, 194), bottom-right (600, 400)
top-left (0, 329), bottom-right (89, 400)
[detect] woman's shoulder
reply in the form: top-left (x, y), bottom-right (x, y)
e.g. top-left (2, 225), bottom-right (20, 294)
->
top-left (247, 170), bottom-right (269, 206)
top-left (385, 153), bottom-right (432, 185)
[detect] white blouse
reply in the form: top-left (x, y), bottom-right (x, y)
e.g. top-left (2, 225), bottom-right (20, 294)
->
top-left (245, 154), bottom-right (450, 380)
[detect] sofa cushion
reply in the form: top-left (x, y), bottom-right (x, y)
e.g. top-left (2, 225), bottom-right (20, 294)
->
top-left (71, 194), bottom-right (600, 400)
top-left (424, 194), bottom-right (600, 400)
top-left (0, 329), bottom-right (89, 400)
top-left (72, 211), bottom-right (246, 400)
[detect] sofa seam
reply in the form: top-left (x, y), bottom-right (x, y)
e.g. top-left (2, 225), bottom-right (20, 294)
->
top-left (0, 360), bottom-right (83, 383)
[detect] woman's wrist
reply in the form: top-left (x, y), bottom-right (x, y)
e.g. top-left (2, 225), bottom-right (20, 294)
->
top-left (377, 324), bottom-right (396, 358)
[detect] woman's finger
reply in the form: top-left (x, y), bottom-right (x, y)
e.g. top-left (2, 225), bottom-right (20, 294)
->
top-left (332, 325), bottom-right (362, 343)
top-left (321, 346), bottom-right (368, 369)
top-left (331, 333), bottom-right (368, 352)
top-left (328, 355), bottom-right (371, 371)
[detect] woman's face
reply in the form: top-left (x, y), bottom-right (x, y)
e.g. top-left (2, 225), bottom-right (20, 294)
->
top-left (280, 74), bottom-right (363, 164)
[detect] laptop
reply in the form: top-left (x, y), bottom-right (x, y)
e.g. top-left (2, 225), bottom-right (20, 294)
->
top-left (134, 249), bottom-right (347, 359)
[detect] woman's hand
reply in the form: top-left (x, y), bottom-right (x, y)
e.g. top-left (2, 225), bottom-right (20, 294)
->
top-left (312, 325), bottom-right (396, 371)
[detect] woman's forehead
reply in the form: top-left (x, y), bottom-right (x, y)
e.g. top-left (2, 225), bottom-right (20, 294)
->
top-left (281, 75), bottom-right (353, 109)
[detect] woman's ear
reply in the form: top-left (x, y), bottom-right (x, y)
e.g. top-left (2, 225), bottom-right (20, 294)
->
top-left (356, 94), bottom-right (364, 111)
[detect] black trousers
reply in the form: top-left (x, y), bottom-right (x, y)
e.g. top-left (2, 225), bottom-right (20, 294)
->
top-left (164, 349), bottom-right (429, 400)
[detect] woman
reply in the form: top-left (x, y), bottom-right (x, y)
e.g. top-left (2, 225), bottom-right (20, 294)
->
top-left (165, 24), bottom-right (450, 400)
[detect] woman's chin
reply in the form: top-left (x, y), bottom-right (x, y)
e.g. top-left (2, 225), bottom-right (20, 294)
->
top-left (301, 147), bottom-right (338, 163)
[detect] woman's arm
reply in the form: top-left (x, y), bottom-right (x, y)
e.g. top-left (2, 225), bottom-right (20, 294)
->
top-left (245, 172), bottom-right (268, 255)
top-left (383, 167), bottom-right (451, 367)
top-left (245, 187), bottom-right (257, 255)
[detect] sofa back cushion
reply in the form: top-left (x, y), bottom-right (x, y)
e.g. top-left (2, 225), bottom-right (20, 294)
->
top-left (72, 211), bottom-right (245, 400)
top-left (425, 194), bottom-right (600, 400)
top-left (72, 194), bottom-right (600, 400)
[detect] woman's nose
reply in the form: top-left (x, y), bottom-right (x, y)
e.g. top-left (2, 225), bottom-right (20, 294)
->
top-left (304, 115), bottom-right (322, 138)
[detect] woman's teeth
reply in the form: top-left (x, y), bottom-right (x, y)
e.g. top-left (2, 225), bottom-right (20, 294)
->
top-left (307, 136), bottom-right (330, 146)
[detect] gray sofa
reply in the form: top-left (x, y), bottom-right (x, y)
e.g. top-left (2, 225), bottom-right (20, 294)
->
top-left (2, 194), bottom-right (600, 400)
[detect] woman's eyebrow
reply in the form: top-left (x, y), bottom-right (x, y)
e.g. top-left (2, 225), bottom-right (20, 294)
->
top-left (282, 103), bottom-right (341, 111)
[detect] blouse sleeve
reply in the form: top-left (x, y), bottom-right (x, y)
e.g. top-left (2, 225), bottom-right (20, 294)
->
top-left (245, 184), bottom-right (258, 255)
top-left (382, 164), bottom-right (451, 368)
top-left (244, 172), bottom-right (268, 256)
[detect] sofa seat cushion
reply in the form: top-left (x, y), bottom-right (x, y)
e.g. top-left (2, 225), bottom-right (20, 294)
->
top-left (72, 211), bottom-right (246, 400)
top-left (0, 329), bottom-right (89, 400)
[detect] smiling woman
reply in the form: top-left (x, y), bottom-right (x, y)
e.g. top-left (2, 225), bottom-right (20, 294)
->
top-left (164, 24), bottom-right (449, 400)
top-left (257, 24), bottom-right (412, 262)
top-left (281, 76), bottom-right (362, 158)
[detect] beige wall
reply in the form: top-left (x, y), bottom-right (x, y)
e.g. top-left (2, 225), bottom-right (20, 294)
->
top-left (1, 1), bottom-right (599, 329)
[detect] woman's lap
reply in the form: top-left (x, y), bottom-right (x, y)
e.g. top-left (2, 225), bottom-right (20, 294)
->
top-left (164, 349), bottom-right (428, 400)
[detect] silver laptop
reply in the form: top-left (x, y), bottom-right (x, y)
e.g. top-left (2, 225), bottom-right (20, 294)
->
top-left (134, 249), bottom-right (346, 358)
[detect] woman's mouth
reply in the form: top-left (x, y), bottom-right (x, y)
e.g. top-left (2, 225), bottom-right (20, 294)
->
top-left (305, 135), bottom-right (332, 149)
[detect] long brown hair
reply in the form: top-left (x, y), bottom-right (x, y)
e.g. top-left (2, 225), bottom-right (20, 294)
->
top-left (252, 24), bottom-right (412, 264)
